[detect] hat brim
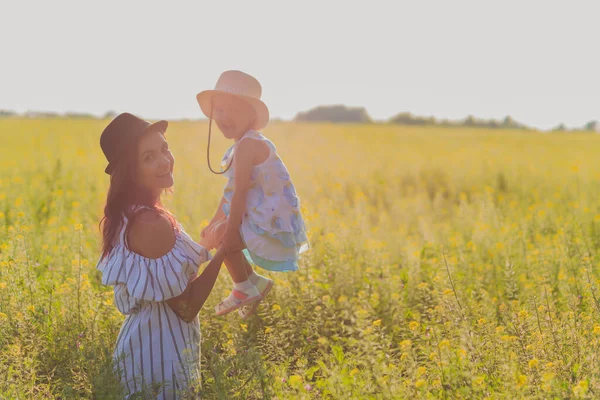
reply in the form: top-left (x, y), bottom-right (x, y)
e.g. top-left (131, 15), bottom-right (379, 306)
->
top-left (196, 90), bottom-right (269, 131)
top-left (104, 120), bottom-right (169, 175)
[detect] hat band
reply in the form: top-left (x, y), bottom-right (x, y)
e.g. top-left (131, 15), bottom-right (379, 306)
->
top-left (217, 86), bottom-right (256, 98)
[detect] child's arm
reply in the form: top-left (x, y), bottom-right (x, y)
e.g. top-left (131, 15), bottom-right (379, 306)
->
top-left (221, 139), bottom-right (256, 252)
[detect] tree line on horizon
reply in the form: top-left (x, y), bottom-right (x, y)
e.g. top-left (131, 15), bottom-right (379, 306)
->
top-left (294, 105), bottom-right (600, 132)
top-left (1, 106), bottom-right (598, 132)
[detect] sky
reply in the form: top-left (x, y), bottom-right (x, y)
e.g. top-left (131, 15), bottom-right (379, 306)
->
top-left (1, 0), bottom-right (598, 130)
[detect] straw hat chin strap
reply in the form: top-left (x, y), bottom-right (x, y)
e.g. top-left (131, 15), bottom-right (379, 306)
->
top-left (207, 101), bottom-right (234, 175)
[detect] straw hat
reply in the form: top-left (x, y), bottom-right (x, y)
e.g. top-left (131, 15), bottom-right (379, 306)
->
top-left (196, 70), bottom-right (269, 130)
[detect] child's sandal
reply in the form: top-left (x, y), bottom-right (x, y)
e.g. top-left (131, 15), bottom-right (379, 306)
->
top-left (215, 289), bottom-right (261, 316)
top-left (238, 279), bottom-right (274, 319)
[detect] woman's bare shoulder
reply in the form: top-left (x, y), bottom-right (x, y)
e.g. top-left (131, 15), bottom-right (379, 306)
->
top-left (127, 209), bottom-right (176, 259)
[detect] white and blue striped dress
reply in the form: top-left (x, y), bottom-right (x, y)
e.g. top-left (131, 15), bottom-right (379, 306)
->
top-left (96, 213), bottom-right (211, 399)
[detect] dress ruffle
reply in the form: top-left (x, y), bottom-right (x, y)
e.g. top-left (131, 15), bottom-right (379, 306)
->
top-left (97, 231), bottom-right (211, 314)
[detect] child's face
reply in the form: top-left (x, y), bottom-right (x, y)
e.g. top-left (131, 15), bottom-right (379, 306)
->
top-left (212, 95), bottom-right (257, 140)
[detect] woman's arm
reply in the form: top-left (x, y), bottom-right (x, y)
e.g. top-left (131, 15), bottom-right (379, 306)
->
top-left (166, 247), bottom-right (227, 322)
top-left (127, 209), bottom-right (230, 323)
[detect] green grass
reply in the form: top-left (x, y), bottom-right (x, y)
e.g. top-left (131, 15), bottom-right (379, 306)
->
top-left (1, 119), bottom-right (600, 398)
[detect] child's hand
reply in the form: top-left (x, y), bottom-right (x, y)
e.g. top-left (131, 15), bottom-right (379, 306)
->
top-left (201, 218), bottom-right (219, 240)
top-left (199, 235), bottom-right (215, 251)
top-left (200, 224), bottom-right (210, 241)
top-left (200, 218), bottom-right (225, 250)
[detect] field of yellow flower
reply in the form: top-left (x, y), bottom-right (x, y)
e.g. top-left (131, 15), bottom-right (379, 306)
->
top-left (2, 118), bottom-right (600, 399)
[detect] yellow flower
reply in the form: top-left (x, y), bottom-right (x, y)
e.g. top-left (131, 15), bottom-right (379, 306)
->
top-left (415, 379), bottom-right (427, 389)
top-left (473, 376), bottom-right (485, 386)
top-left (74, 223), bottom-right (83, 231)
top-left (372, 319), bottom-right (382, 327)
top-left (529, 359), bottom-right (539, 369)
top-left (573, 379), bottom-right (588, 397)
top-left (349, 368), bottom-right (359, 377)
top-left (516, 374), bottom-right (527, 388)
top-left (0, 282), bottom-right (6, 289)
top-left (0, 312), bottom-right (7, 320)
top-left (442, 288), bottom-right (454, 296)
top-left (239, 323), bottom-right (248, 332)
top-left (542, 372), bottom-right (555, 383)
top-left (289, 375), bottom-right (302, 387)
top-left (272, 304), bottom-right (281, 311)
top-left (593, 325), bottom-right (600, 335)
top-left (400, 339), bottom-right (412, 351)
top-left (416, 367), bottom-right (427, 377)
top-left (477, 318), bottom-right (486, 326)
top-left (438, 339), bottom-right (450, 349)
top-left (538, 305), bottom-right (546, 313)
top-left (409, 321), bottom-right (419, 331)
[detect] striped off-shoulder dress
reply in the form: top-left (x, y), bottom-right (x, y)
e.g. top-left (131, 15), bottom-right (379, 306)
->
top-left (96, 209), bottom-right (211, 399)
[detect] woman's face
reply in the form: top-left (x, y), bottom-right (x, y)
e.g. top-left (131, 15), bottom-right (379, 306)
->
top-left (212, 94), bottom-right (257, 140)
top-left (136, 130), bottom-right (174, 194)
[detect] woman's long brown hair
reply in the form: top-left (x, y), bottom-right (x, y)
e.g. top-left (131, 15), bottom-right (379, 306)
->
top-left (99, 131), bottom-right (178, 259)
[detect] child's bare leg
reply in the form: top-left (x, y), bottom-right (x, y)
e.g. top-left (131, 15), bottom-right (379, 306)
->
top-left (215, 245), bottom-right (260, 316)
top-left (241, 253), bottom-right (271, 291)
top-left (224, 250), bottom-right (250, 283)
top-left (242, 254), bottom-right (254, 275)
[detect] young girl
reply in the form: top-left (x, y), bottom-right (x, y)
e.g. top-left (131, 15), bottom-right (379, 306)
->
top-left (196, 70), bottom-right (309, 318)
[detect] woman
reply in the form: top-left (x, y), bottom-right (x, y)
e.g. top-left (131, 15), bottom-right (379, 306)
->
top-left (96, 113), bottom-right (234, 399)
